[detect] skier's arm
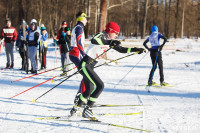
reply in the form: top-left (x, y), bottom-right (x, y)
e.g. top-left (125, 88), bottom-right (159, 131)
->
top-left (13, 28), bottom-right (17, 41)
top-left (1, 29), bottom-right (4, 40)
top-left (91, 33), bottom-right (112, 45)
top-left (66, 35), bottom-right (71, 46)
top-left (75, 26), bottom-right (85, 56)
top-left (161, 36), bottom-right (167, 46)
top-left (159, 35), bottom-right (167, 51)
top-left (42, 33), bottom-right (48, 41)
top-left (113, 45), bottom-right (145, 54)
top-left (143, 39), bottom-right (150, 51)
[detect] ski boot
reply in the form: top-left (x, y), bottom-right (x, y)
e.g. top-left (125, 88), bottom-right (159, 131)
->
top-left (10, 62), bottom-right (14, 69)
top-left (69, 105), bottom-right (82, 117)
top-left (148, 81), bottom-right (159, 86)
top-left (6, 63), bottom-right (10, 69)
top-left (160, 82), bottom-right (170, 86)
top-left (74, 93), bottom-right (81, 105)
top-left (82, 105), bottom-right (98, 121)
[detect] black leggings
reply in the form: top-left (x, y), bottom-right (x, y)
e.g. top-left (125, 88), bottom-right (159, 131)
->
top-left (77, 56), bottom-right (104, 108)
top-left (148, 49), bottom-right (164, 83)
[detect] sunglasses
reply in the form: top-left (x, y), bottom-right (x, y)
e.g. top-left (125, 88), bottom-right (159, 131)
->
top-left (109, 28), bottom-right (119, 35)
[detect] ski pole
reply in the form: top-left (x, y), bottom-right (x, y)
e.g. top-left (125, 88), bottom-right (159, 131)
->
top-left (43, 49), bottom-right (46, 71)
top-left (54, 39), bottom-right (58, 63)
top-left (32, 72), bottom-right (78, 103)
top-left (113, 51), bottom-right (149, 88)
top-left (32, 47), bottom-right (112, 102)
top-left (51, 66), bottom-right (77, 82)
top-left (56, 50), bottom-right (142, 81)
top-left (55, 51), bottom-right (141, 81)
top-left (146, 50), bottom-right (159, 92)
top-left (10, 76), bottom-right (57, 99)
top-left (95, 51), bottom-right (140, 68)
top-left (11, 63), bottom-right (73, 83)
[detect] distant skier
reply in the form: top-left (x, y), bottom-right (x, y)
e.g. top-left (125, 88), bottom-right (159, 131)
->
top-left (27, 19), bottom-right (40, 74)
top-left (16, 20), bottom-right (28, 70)
top-left (143, 25), bottom-right (169, 86)
top-left (56, 21), bottom-right (71, 74)
top-left (39, 24), bottom-right (48, 70)
top-left (0, 18), bottom-right (17, 69)
top-left (69, 11), bottom-right (145, 120)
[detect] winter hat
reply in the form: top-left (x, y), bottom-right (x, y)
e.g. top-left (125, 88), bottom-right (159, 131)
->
top-left (62, 21), bottom-right (67, 26)
top-left (151, 25), bottom-right (158, 32)
top-left (41, 24), bottom-right (46, 30)
top-left (76, 12), bottom-right (88, 21)
top-left (30, 19), bottom-right (37, 25)
top-left (105, 22), bottom-right (120, 34)
top-left (21, 20), bottom-right (27, 25)
top-left (6, 18), bottom-right (11, 23)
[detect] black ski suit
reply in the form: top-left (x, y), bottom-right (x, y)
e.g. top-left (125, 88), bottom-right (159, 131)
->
top-left (76, 31), bottom-right (144, 108)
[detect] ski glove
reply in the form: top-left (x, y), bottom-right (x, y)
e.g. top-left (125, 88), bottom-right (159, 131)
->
top-left (158, 45), bottom-right (164, 51)
top-left (110, 40), bottom-right (121, 47)
top-left (131, 47), bottom-right (145, 54)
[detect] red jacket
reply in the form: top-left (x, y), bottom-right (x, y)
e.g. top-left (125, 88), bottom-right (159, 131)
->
top-left (1, 26), bottom-right (17, 43)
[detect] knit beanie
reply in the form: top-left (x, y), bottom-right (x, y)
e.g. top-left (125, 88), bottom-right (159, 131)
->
top-left (76, 12), bottom-right (88, 21)
top-left (105, 22), bottom-right (120, 34)
top-left (151, 25), bottom-right (158, 32)
top-left (62, 21), bottom-right (67, 26)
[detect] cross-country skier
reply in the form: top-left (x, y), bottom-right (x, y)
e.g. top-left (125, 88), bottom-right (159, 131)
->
top-left (39, 24), bottom-right (48, 70)
top-left (16, 20), bottom-right (28, 70)
top-left (56, 21), bottom-right (71, 74)
top-left (143, 25), bottom-right (169, 86)
top-left (1, 18), bottom-right (17, 69)
top-left (27, 19), bottom-right (40, 74)
top-left (69, 11), bottom-right (145, 120)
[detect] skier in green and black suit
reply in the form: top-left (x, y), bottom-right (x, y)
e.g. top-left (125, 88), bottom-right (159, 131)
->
top-left (70, 19), bottom-right (145, 120)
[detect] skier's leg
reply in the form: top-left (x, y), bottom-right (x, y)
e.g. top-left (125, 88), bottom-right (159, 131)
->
top-left (157, 52), bottom-right (164, 83)
top-left (148, 50), bottom-right (157, 83)
top-left (79, 63), bottom-right (104, 108)
top-left (61, 53), bottom-right (65, 71)
top-left (10, 43), bottom-right (14, 67)
top-left (5, 43), bottom-right (10, 67)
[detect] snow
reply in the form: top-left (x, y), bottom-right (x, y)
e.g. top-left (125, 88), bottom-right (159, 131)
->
top-left (0, 39), bottom-right (200, 133)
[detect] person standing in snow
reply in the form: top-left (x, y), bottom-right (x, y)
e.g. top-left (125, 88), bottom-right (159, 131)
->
top-left (0, 18), bottom-right (17, 69)
top-left (27, 19), bottom-right (40, 74)
top-left (69, 11), bottom-right (145, 120)
top-left (143, 25), bottom-right (168, 86)
top-left (56, 21), bottom-right (71, 74)
top-left (16, 20), bottom-right (28, 70)
top-left (39, 24), bottom-right (48, 70)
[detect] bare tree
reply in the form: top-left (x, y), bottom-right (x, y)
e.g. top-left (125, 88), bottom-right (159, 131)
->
top-left (142, 0), bottom-right (149, 39)
top-left (181, 0), bottom-right (185, 38)
top-left (99, 0), bottom-right (107, 32)
top-left (174, 0), bottom-right (180, 38)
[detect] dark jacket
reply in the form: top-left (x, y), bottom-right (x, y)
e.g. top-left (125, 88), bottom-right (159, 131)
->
top-left (57, 27), bottom-right (71, 53)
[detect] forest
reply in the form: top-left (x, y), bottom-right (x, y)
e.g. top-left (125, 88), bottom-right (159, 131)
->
top-left (0, 0), bottom-right (199, 39)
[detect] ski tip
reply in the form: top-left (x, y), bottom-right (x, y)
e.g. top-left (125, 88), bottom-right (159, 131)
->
top-left (32, 99), bottom-right (35, 103)
top-left (51, 79), bottom-right (54, 83)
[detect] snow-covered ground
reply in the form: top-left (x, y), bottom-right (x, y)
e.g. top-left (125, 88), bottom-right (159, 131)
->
top-left (0, 39), bottom-right (200, 133)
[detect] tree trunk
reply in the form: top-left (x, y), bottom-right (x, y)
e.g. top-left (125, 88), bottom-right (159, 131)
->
top-left (141, 0), bottom-right (149, 39)
top-left (174, 0), bottom-right (180, 38)
top-left (86, 0), bottom-right (91, 38)
top-left (166, 0), bottom-right (172, 38)
top-left (136, 1), bottom-right (140, 39)
top-left (164, 0), bottom-right (167, 36)
top-left (181, 0), bottom-right (185, 38)
top-left (99, 0), bottom-right (107, 32)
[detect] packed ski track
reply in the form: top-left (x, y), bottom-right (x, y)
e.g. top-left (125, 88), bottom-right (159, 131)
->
top-left (0, 39), bottom-right (200, 133)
